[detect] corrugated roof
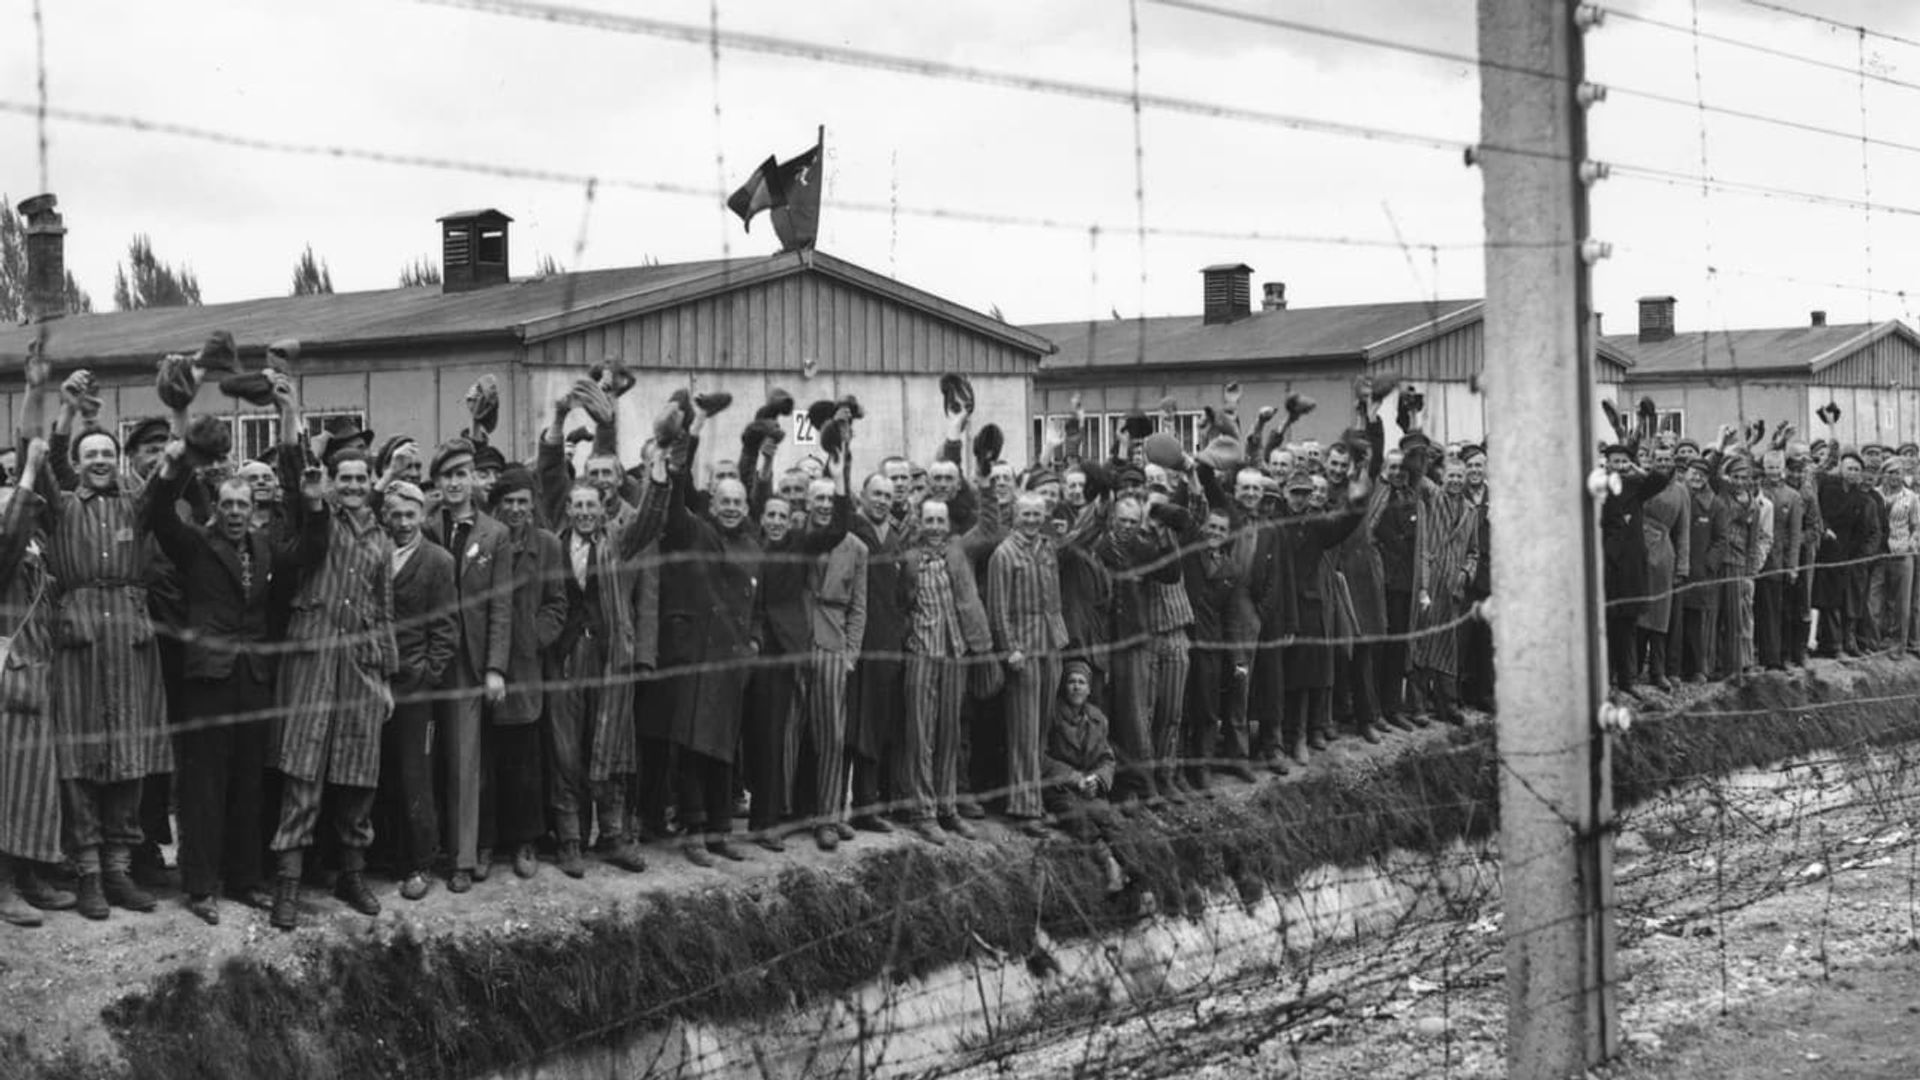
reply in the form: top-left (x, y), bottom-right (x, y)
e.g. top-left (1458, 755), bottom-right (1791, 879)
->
top-left (0, 249), bottom-right (1054, 366)
top-left (0, 260), bottom-right (750, 363)
top-left (1029, 299), bottom-right (1484, 370)
top-left (1603, 322), bottom-right (1896, 375)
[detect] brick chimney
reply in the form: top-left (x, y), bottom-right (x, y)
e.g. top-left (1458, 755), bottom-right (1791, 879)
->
top-left (1811, 310), bottom-right (1827, 327)
top-left (1637, 295), bottom-right (1676, 343)
top-left (438, 209), bottom-right (513, 293)
top-left (1261, 281), bottom-right (1287, 312)
top-left (1202, 263), bottom-right (1252, 325)
top-left (18, 193), bottom-right (67, 324)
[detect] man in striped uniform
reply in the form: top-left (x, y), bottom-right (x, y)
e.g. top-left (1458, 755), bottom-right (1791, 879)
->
top-left (268, 443), bottom-right (400, 931)
top-left (39, 374), bottom-right (171, 920)
top-left (987, 493), bottom-right (1068, 837)
top-left (0, 425), bottom-right (59, 927)
top-left (795, 474), bottom-right (865, 852)
top-left (900, 497), bottom-right (994, 844)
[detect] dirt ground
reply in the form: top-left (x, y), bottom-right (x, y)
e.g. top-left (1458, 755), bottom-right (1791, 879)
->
top-left (0, 703), bottom-right (1456, 1067)
top-left (3, 657), bottom-right (1907, 1076)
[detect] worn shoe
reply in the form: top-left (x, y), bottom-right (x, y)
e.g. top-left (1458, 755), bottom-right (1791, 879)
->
top-left (1305, 730), bottom-right (1329, 752)
top-left (226, 884), bottom-right (275, 911)
top-left (0, 884), bottom-right (42, 927)
top-left (939, 815), bottom-right (978, 841)
top-left (957, 801), bottom-right (988, 821)
top-left (1013, 818), bottom-right (1050, 840)
top-left (851, 815), bottom-right (895, 834)
top-left (604, 841), bottom-right (648, 873)
top-left (682, 841), bottom-right (716, 869)
top-left (472, 850), bottom-right (492, 883)
top-left (751, 832), bottom-right (786, 853)
top-left (512, 845), bottom-right (537, 880)
top-left (1218, 762), bottom-right (1258, 784)
top-left (101, 870), bottom-right (157, 913)
top-left (814, 826), bottom-right (841, 853)
top-left (1265, 753), bottom-right (1292, 778)
top-left (270, 877), bottom-right (301, 931)
top-left (400, 873), bottom-right (432, 901)
top-left (335, 872), bottom-right (381, 916)
top-left (706, 838), bottom-right (749, 863)
top-left (834, 821), bottom-right (856, 842)
top-left (447, 870), bottom-right (473, 894)
top-left (558, 840), bottom-right (586, 879)
top-left (910, 820), bottom-right (947, 847)
top-left (1358, 722), bottom-right (1383, 745)
top-left (17, 869), bottom-right (75, 911)
top-left (75, 874), bottom-right (109, 921)
top-left (185, 894), bottom-right (220, 926)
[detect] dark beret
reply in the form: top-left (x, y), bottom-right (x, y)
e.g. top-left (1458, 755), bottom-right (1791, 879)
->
top-left (488, 463), bottom-right (536, 507)
top-left (471, 444), bottom-right (507, 474)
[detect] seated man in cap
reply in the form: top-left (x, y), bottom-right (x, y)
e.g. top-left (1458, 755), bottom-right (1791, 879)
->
top-left (1044, 660), bottom-right (1126, 895)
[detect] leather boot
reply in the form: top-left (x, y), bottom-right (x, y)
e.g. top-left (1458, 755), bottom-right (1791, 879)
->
top-left (270, 876), bottom-right (301, 931)
top-left (0, 876), bottom-right (41, 927)
top-left (101, 870), bottom-right (157, 913)
top-left (75, 874), bottom-right (109, 920)
top-left (334, 871), bottom-right (381, 916)
top-left (16, 865), bottom-right (75, 911)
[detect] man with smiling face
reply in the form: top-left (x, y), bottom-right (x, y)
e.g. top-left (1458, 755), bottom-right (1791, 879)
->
top-left (1636, 442), bottom-right (1690, 691)
top-left (901, 496), bottom-right (996, 843)
top-left (144, 380), bottom-right (327, 926)
top-left (380, 481), bottom-right (456, 901)
top-left (423, 438), bottom-right (513, 893)
top-left (36, 373), bottom-right (172, 921)
top-left (268, 440), bottom-right (400, 931)
top-left (987, 493), bottom-right (1069, 837)
top-left (546, 402), bottom-right (671, 877)
top-left (1814, 451), bottom-right (1874, 657)
top-left (793, 471), bottom-right (863, 851)
top-left (847, 472), bottom-right (909, 835)
top-left (655, 442), bottom-right (768, 867)
top-left (481, 465), bottom-right (566, 881)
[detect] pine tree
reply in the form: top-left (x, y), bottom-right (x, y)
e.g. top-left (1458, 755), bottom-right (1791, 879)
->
top-left (111, 234), bottom-right (201, 310)
top-left (290, 244), bottom-right (334, 296)
top-left (398, 256), bottom-right (441, 287)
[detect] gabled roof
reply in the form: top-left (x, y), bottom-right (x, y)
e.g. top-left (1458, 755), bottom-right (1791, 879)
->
top-left (0, 249), bottom-right (1052, 366)
top-left (1603, 320), bottom-right (1920, 376)
top-left (1029, 299), bottom-right (1487, 372)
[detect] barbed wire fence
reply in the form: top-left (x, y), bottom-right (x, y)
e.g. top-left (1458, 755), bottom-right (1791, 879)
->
top-left (6, 1), bottom-right (1920, 1079)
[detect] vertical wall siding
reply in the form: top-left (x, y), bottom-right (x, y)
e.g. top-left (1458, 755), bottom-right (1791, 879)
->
top-left (539, 271), bottom-right (1036, 379)
top-left (1812, 333), bottom-right (1920, 388)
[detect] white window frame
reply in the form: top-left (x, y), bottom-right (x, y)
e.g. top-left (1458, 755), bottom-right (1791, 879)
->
top-left (306, 410), bottom-right (368, 440)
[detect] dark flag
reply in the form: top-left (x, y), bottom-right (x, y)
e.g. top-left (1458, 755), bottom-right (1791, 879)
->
top-left (725, 128), bottom-right (825, 252)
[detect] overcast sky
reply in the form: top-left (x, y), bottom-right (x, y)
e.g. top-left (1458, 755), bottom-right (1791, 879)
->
top-left (3, 0), bottom-right (1918, 337)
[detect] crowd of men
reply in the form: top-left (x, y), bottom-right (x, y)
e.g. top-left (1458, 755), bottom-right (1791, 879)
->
top-left (0, 333), bottom-right (1504, 933)
top-left (1599, 413), bottom-right (1920, 694)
